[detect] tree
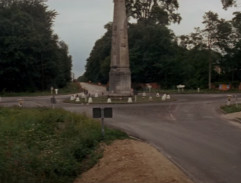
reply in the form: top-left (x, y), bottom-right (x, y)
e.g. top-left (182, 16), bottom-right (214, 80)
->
top-left (83, 0), bottom-right (238, 89)
top-left (0, 0), bottom-right (72, 91)
top-left (126, 0), bottom-right (181, 25)
top-left (179, 11), bottom-right (233, 89)
top-left (128, 23), bottom-right (181, 86)
top-left (219, 11), bottom-right (241, 84)
top-left (221, 0), bottom-right (237, 9)
top-left (84, 23), bottom-right (112, 83)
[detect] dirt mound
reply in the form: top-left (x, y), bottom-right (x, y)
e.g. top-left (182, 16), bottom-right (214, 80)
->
top-left (75, 139), bottom-right (193, 183)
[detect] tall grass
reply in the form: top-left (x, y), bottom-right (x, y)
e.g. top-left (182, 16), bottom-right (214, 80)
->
top-left (0, 107), bottom-right (127, 183)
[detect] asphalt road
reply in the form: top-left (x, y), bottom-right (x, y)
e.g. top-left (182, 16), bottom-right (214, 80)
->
top-left (1, 94), bottom-right (241, 183)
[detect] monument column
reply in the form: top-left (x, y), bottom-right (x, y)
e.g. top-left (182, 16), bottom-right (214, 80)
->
top-left (109, 0), bottom-right (132, 96)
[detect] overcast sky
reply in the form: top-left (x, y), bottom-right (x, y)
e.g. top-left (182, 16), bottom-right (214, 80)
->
top-left (46, 0), bottom-right (239, 78)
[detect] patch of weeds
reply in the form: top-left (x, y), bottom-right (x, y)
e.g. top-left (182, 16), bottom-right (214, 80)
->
top-left (221, 104), bottom-right (241, 113)
top-left (0, 107), bottom-right (127, 183)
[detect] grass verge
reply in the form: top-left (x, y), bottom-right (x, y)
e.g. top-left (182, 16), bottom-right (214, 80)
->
top-left (0, 107), bottom-right (127, 183)
top-left (220, 104), bottom-right (241, 113)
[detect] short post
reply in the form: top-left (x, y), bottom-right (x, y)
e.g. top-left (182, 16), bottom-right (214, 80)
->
top-left (51, 88), bottom-right (56, 109)
top-left (147, 84), bottom-right (152, 93)
top-left (101, 109), bottom-right (105, 136)
top-left (134, 90), bottom-right (138, 102)
top-left (235, 95), bottom-right (238, 107)
top-left (18, 99), bottom-right (24, 107)
top-left (226, 95), bottom-right (232, 106)
top-left (50, 86), bottom-right (54, 94)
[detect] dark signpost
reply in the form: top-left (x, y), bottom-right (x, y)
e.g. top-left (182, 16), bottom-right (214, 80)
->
top-left (50, 86), bottom-right (57, 109)
top-left (93, 108), bottom-right (113, 136)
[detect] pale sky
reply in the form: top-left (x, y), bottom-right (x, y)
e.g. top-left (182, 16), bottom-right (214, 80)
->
top-left (46, 0), bottom-right (240, 78)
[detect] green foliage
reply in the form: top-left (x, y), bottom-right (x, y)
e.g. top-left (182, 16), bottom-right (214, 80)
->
top-left (129, 23), bottom-right (181, 86)
top-left (84, 23), bottom-right (112, 83)
top-left (0, 82), bottom-right (82, 96)
top-left (126, 0), bottom-right (181, 25)
top-left (83, 1), bottom-right (241, 89)
top-left (221, 104), bottom-right (241, 113)
top-left (221, 0), bottom-right (237, 9)
top-left (0, 0), bottom-right (72, 92)
top-left (83, 21), bottom-right (213, 89)
top-left (0, 107), bottom-right (127, 183)
top-left (219, 12), bottom-right (241, 83)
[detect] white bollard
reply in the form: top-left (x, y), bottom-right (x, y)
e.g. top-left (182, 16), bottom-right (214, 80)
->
top-left (166, 95), bottom-right (171, 100)
top-left (75, 97), bottom-right (80, 102)
top-left (88, 97), bottom-right (93, 103)
top-left (55, 88), bottom-right (58, 95)
top-left (18, 99), bottom-right (24, 107)
top-left (94, 93), bottom-right (99, 98)
top-left (156, 93), bottom-right (160, 98)
top-left (107, 98), bottom-right (112, 103)
top-left (162, 94), bottom-right (167, 101)
top-left (149, 96), bottom-right (153, 101)
top-left (70, 95), bottom-right (75, 101)
top-left (128, 97), bottom-right (133, 103)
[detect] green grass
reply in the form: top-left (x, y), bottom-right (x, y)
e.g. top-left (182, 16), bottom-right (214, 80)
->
top-left (0, 107), bottom-right (127, 183)
top-left (0, 82), bottom-right (82, 97)
top-left (221, 104), bottom-right (241, 113)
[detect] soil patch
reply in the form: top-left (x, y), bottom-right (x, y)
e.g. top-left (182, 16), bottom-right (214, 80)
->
top-left (75, 139), bottom-right (193, 183)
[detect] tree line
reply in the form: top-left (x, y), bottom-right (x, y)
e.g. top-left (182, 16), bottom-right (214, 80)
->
top-left (81, 0), bottom-right (240, 89)
top-left (0, 0), bottom-right (72, 92)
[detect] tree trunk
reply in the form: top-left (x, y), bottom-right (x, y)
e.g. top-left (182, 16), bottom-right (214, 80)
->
top-left (208, 57), bottom-right (212, 90)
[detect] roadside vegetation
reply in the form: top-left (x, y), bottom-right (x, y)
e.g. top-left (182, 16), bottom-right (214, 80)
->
top-left (0, 107), bottom-right (127, 183)
top-left (221, 104), bottom-right (241, 113)
top-left (0, 82), bottom-right (82, 97)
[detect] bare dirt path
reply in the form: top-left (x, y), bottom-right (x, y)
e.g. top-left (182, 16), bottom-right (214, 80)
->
top-left (75, 139), bottom-right (193, 183)
top-left (80, 82), bottom-right (107, 95)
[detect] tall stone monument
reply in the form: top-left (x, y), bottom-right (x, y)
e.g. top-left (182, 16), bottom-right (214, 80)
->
top-left (109, 0), bottom-right (132, 96)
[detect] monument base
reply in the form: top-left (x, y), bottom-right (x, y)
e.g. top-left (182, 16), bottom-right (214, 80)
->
top-left (109, 67), bottom-right (132, 96)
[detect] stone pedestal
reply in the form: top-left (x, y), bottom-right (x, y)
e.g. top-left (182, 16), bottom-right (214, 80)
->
top-left (109, 67), bottom-right (131, 96)
top-left (108, 0), bottom-right (132, 96)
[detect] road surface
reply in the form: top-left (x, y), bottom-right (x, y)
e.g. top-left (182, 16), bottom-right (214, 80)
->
top-left (0, 93), bottom-right (241, 183)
